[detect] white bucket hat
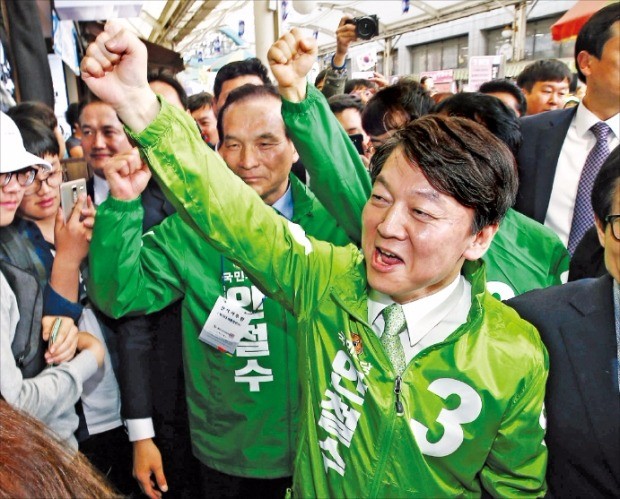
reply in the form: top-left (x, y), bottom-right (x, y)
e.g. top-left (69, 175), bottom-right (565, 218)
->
top-left (1, 111), bottom-right (52, 174)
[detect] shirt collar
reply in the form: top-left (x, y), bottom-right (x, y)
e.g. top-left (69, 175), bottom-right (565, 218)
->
top-left (368, 274), bottom-right (464, 347)
top-left (93, 175), bottom-right (110, 206)
top-left (271, 181), bottom-right (293, 221)
top-left (575, 103), bottom-right (620, 140)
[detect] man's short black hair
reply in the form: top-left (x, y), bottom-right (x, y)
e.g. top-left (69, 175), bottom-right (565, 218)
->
top-left (344, 78), bottom-right (378, 94)
top-left (14, 116), bottom-right (60, 158)
top-left (147, 69), bottom-right (188, 110)
top-left (315, 68), bottom-right (328, 87)
top-left (592, 145), bottom-right (620, 224)
top-left (65, 102), bottom-right (81, 128)
top-left (478, 79), bottom-right (527, 117)
top-left (188, 92), bottom-right (215, 113)
top-left (216, 83), bottom-right (283, 145)
top-left (361, 80), bottom-right (434, 137)
top-left (420, 75), bottom-right (433, 85)
top-left (213, 58), bottom-right (271, 101)
top-left (575, 2), bottom-right (620, 83)
top-left (328, 94), bottom-right (364, 115)
top-left (369, 115), bottom-right (517, 233)
top-left (7, 101), bottom-right (58, 132)
top-left (434, 92), bottom-right (522, 158)
top-left (516, 60), bottom-right (572, 92)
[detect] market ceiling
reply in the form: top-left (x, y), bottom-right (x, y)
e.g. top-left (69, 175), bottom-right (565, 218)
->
top-left (129, 0), bottom-right (528, 58)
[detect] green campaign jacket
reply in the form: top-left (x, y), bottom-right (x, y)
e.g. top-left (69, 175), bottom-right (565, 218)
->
top-left (282, 85), bottom-right (570, 300)
top-left (125, 99), bottom-right (548, 497)
top-left (89, 172), bottom-right (350, 478)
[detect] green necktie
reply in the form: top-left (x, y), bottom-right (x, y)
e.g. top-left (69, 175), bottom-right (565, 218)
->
top-left (381, 303), bottom-right (407, 375)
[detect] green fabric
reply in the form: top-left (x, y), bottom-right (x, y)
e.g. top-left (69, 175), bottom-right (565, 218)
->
top-left (89, 155), bottom-right (350, 476)
top-left (123, 99), bottom-right (548, 497)
top-left (283, 85), bottom-right (570, 300)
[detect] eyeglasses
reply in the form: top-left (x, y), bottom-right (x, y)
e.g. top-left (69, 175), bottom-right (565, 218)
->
top-left (605, 214), bottom-right (620, 241)
top-left (0, 168), bottom-right (37, 188)
top-left (23, 168), bottom-right (65, 196)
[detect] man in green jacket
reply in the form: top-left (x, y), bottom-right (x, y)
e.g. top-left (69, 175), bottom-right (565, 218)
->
top-left (83, 24), bottom-right (548, 497)
top-left (88, 83), bottom-right (350, 497)
top-left (277, 53), bottom-right (569, 302)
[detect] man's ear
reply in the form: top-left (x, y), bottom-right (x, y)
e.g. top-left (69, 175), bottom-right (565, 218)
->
top-left (595, 216), bottom-right (606, 249)
top-left (463, 223), bottom-right (499, 261)
top-left (290, 141), bottom-right (300, 163)
top-left (576, 50), bottom-right (593, 79)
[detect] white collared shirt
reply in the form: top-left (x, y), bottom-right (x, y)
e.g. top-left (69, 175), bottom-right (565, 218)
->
top-left (93, 174), bottom-right (111, 207)
top-left (271, 182), bottom-right (293, 220)
top-left (368, 274), bottom-right (472, 364)
top-left (545, 104), bottom-right (620, 245)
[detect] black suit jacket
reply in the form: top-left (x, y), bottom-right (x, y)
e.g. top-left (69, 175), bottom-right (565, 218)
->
top-left (507, 275), bottom-right (620, 498)
top-left (516, 107), bottom-right (577, 223)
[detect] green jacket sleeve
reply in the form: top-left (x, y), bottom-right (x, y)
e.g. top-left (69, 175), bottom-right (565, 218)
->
top-left (88, 196), bottom-right (185, 318)
top-left (126, 98), bottom-right (357, 318)
top-left (480, 337), bottom-right (549, 497)
top-left (281, 85), bottom-right (372, 245)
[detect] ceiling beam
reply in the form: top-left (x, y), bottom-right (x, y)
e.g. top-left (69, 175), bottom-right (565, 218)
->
top-left (153, 0), bottom-right (197, 46)
top-left (172, 0), bottom-right (222, 45)
top-left (148, 0), bottom-right (178, 43)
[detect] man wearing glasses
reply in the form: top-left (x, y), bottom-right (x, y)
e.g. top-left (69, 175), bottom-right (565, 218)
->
top-left (508, 146), bottom-right (620, 498)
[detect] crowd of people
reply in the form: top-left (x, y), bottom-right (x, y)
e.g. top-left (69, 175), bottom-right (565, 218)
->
top-left (0, 3), bottom-right (618, 498)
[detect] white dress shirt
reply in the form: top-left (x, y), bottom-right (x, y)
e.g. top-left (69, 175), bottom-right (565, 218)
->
top-left (368, 274), bottom-right (472, 364)
top-left (545, 104), bottom-right (619, 245)
top-left (92, 174), bottom-right (111, 206)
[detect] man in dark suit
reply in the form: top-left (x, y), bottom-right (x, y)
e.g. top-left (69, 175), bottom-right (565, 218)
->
top-left (507, 150), bottom-right (620, 498)
top-left (516, 3), bottom-right (619, 253)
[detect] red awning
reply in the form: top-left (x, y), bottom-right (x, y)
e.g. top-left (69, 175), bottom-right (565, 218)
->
top-left (551, 0), bottom-right (611, 41)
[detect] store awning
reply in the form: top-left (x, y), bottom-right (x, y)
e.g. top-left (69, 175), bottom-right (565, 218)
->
top-left (551, 0), bottom-right (611, 41)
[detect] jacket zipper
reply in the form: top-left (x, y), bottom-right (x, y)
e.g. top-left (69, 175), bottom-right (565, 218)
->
top-left (368, 375), bottom-right (405, 496)
top-left (394, 375), bottom-right (404, 415)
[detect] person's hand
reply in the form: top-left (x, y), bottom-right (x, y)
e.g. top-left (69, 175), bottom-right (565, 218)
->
top-left (104, 148), bottom-right (152, 201)
top-left (369, 71), bottom-right (389, 88)
top-left (334, 16), bottom-right (357, 66)
top-left (133, 438), bottom-right (168, 499)
top-left (76, 331), bottom-right (105, 367)
top-left (54, 194), bottom-right (94, 266)
top-left (80, 20), bottom-right (159, 132)
top-left (268, 28), bottom-right (317, 103)
top-left (42, 316), bottom-right (79, 364)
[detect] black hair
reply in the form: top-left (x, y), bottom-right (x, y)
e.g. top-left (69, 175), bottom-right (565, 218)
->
top-left (216, 83), bottom-right (284, 144)
top-left (213, 58), bottom-right (271, 101)
top-left (478, 79), bottom-right (527, 117)
top-left (344, 78), bottom-right (378, 94)
top-left (65, 102), bottom-right (81, 128)
top-left (147, 69), bottom-right (188, 110)
top-left (434, 92), bottom-right (522, 158)
top-left (369, 115), bottom-right (517, 233)
top-left (328, 94), bottom-right (364, 114)
top-left (592, 145), bottom-right (620, 224)
top-left (420, 75), bottom-right (433, 85)
top-left (7, 101), bottom-right (58, 132)
top-left (14, 116), bottom-right (60, 158)
top-left (516, 59), bottom-right (572, 91)
top-left (575, 2), bottom-right (620, 83)
top-left (315, 68), bottom-right (328, 87)
top-left (187, 92), bottom-right (215, 113)
top-left (361, 80), bottom-right (434, 137)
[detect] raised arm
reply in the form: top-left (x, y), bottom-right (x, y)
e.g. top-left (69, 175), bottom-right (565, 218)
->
top-left (269, 29), bottom-right (371, 243)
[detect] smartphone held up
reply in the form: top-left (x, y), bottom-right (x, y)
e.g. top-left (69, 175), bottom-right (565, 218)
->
top-left (59, 178), bottom-right (87, 221)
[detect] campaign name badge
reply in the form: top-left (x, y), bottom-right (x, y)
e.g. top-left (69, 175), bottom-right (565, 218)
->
top-left (199, 296), bottom-right (253, 354)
